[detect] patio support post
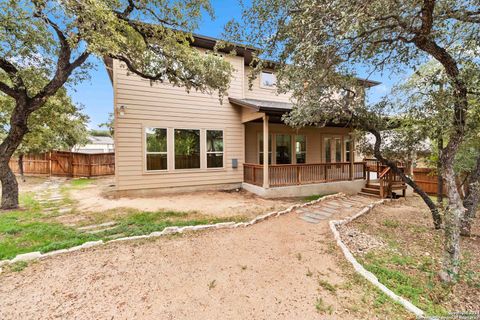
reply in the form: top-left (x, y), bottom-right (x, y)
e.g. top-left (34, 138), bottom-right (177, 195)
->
top-left (263, 115), bottom-right (269, 188)
top-left (349, 135), bottom-right (355, 181)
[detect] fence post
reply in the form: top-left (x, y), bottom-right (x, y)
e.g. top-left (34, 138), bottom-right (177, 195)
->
top-left (88, 154), bottom-right (92, 178)
top-left (70, 151), bottom-right (74, 177)
top-left (48, 152), bottom-right (52, 176)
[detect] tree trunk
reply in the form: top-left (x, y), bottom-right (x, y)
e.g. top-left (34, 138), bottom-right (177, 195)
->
top-left (18, 154), bottom-right (25, 182)
top-left (439, 164), bottom-right (464, 283)
top-left (437, 136), bottom-right (444, 207)
top-left (0, 100), bottom-right (30, 210)
top-left (0, 162), bottom-right (19, 210)
top-left (460, 155), bottom-right (480, 236)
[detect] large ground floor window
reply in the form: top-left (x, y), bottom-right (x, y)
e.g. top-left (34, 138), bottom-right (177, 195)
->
top-left (145, 127), bottom-right (225, 172)
top-left (207, 130), bottom-right (224, 168)
top-left (175, 129), bottom-right (201, 169)
top-left (146, 128), bottom-right (167, 171)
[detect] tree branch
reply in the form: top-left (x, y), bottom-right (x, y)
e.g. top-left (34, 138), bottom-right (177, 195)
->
top-left (30, 51), bottom-right (90, 111)
top-left (0, 57), bottom-right (26, 95)
top-left (0, 81), bottom-right (18, 99)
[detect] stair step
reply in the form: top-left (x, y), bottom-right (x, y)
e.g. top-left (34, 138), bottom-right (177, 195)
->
top-left (361, 188), bottom-right (381, 195)
top-left (366, 184), bottom-right (381, 189)
top-left (358, 192), bottom-right (381, 198)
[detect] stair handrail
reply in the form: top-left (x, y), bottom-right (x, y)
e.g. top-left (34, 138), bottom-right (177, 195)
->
top-left (378, 166), bottom-right (390, 179)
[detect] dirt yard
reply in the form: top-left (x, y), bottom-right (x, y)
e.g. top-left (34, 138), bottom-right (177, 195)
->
top-left (0, 196), bottom-right (408, 320)
top-left (70, 177), bottom-right (299, 218)
top-left (340, 196), bottom-right (480, 315)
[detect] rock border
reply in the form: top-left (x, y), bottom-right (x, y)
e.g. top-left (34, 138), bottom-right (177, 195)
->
top-left (329, 199), bottom-right (425, 317)
top-left (0, 193), bottom-right (344, 270)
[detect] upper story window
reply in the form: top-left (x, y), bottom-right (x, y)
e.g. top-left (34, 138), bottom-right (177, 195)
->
top-left (260, 71), bottom-right (277, 88)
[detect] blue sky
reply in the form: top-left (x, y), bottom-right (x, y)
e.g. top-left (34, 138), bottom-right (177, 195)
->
top-left (69, 0), bottom-right (404, 130)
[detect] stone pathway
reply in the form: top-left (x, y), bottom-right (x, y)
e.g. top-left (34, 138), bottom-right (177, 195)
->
top-left (297, 195), bottom-right (374, 224)
top-left (33, 178), bottom-right (73, 215)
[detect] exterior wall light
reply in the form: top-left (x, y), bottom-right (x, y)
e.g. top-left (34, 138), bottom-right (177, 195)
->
top-left (118, 105), bottom-right (126, 116)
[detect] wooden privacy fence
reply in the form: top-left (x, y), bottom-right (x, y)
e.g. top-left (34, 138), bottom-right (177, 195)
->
top-left (9, 151), bottom-right (115, 177)
top-left (413, 167), bottom-right (445, 195)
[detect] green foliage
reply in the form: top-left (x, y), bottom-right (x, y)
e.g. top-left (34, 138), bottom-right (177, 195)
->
top-left (0, 81), bottom-right (89, 154)
top-left (90, 129), bottom-right (111, 137)
top-left (0, 0), bottom-right (233, 100)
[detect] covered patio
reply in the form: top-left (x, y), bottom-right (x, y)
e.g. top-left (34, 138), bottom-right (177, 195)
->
top-left (229, 97), bottom-right (368, 196)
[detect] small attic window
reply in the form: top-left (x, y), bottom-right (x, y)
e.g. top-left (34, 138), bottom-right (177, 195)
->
top-left (260, 71), bottom-right (277, 88)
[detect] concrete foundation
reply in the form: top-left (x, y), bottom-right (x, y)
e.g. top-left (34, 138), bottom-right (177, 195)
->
top-left (242, 180), bottom-right (367, 198)
top-left (109, 183), bottom-right (242, 198)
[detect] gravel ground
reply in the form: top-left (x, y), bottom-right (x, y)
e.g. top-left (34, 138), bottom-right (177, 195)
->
top-left (0, 196), bottom-right (407, 320)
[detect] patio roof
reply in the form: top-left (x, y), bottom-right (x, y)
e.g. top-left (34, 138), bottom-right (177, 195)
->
top-left (229, 98), bottom-right (293, 115)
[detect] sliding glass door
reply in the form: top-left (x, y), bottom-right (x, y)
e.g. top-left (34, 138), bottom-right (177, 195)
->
top-left (323, 136), bottom-right (343, 163)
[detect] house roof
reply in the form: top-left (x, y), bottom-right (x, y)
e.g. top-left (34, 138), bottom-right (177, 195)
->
top-left (88, 135), bottom-right (114, 145)
top-left (104, 32), bottom-right (380, 88)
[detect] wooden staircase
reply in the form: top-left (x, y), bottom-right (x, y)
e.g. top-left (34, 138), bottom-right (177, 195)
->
top-left (360, 164), bottom-right (407, 199)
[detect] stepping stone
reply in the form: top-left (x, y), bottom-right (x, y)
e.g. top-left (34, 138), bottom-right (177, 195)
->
top-left (313, 206), bottom-right (337, 214)
top-left (331, 201), bottom-right (352, 208)
top-left (322, 203), bottom-right (341, 210)
top-left (340, 199), bottom-right (358, 204)
top-left (299, 216), bottom-right (321, 224)
top-left (86, 226), bottom-right (118, 234)
top-left (78, 221), bottom-right (117, 231)
top-left (305, 212), bottom-right (330, 220)
top-left (57, 208), bottom-right (71, 214)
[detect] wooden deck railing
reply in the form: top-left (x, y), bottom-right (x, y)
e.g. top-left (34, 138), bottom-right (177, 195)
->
top-left (243, 162), bottom-right (366, 187)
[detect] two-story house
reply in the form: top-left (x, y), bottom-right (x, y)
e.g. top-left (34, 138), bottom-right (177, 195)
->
top-left (104, 33), bottom-right (380, 198)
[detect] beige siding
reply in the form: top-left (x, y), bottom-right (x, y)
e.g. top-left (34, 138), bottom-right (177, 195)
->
top-left (113, 53), bottom-right (245, 191)
top-left (244, 67), bottom-right (291, 103)
top-left (244, 122), bottom-right (352, 165)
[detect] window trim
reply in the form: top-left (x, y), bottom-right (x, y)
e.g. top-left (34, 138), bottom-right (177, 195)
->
top-left (173, 128), bottom-right (202, 171)
top-left (145, 127), bottom-right (168, 172)
top-left (259, 71), bottom-right (277, 89)
top-left (206, 129), bottom-right (225, 169)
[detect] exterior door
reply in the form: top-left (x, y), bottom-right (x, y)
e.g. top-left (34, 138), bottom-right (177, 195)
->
top-left (323, 137), bottom-right (343, 163)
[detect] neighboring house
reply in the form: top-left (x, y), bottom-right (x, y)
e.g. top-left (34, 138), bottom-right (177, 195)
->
top-left (73, 135), bottom-right (115, 154)
top-left (104, 33), bottom-right (379, 197)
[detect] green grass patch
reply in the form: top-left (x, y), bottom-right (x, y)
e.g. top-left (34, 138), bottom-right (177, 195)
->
top-left (318, 279), bottom-right (337, 293)
top-left (69, 178), bottom-right (93, 188)
top-left (93, 210), bottom-right (244, 238)
top-left (360, 253), bottom-right (449, 316)
top-left (0, 194), bottom-right (246, 261)
top-left (315, 297), bottom-right (333, 314)
top-left (382, 219), bottom-right (400, 228)
top-left (303, 193), bottom-right (332, 202)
